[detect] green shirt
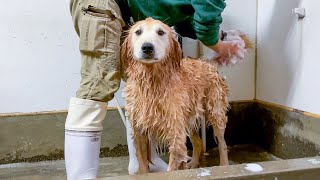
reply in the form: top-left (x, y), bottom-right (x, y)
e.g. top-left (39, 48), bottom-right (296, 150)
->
top-left (127, 0), bottom-right (226, 46)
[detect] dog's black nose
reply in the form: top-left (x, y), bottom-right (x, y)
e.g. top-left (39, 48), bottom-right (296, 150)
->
top-left (141, 43), bottom-right (154, 54)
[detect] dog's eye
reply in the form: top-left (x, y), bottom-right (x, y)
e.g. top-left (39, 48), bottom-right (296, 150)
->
top-left (135, 29), bottom-right (142, 36)
top-left (157, 29), bottom-right (165, 36)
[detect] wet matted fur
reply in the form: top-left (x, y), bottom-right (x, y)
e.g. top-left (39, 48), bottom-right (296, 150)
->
top-left (121, 18), bottom-right (230, 173)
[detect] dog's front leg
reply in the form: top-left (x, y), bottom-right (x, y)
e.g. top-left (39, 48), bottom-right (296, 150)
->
top-left (167, 132), bottom-right (188, 171)
top-left (133, 131), bottom-right (150, 174)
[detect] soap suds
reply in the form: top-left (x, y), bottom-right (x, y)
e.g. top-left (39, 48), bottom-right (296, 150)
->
top-left (244, 163), bottom-right (263, 172)
top-left (197, 168), bottom-right (211, 177)
top-left (307, 159), bottom-right (320, 165)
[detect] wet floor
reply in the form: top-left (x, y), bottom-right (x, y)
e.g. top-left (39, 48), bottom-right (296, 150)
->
top-left (0, 144), bottom-right (281, 179)
top-left (202, 144), bottom-right (281, 167)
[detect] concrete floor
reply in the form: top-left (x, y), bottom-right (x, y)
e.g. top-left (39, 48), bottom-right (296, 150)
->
top-left (0, 144), bottom-right (282, 179)
top-left (0, 157), bottom-right (128, 180)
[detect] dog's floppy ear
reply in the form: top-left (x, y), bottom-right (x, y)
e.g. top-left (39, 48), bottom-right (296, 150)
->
top-left (167, 30), bottom-right (182, 69)
top-left (120, 33), bottom-right (133, 81)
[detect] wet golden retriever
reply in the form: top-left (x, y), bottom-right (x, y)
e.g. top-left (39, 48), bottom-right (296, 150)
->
top-left (121, 18), bottom-right (230, 173)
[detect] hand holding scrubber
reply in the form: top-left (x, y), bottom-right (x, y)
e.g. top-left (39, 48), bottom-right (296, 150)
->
top-left (211, 30), bottom-right (253, 67)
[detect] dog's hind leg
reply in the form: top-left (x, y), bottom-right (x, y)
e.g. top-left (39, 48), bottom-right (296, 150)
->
top-left (187, 130), bottom-right (204, 169)
top-left (213, 125), bottom-right (229, 166)
top-left (133, 132), bottom-right (150, 174)
top-left (206, 77), bottom-right (229, 166)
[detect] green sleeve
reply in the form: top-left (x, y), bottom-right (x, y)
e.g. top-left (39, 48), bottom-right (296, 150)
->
top-left (191, 0), bottom-right (226, 46)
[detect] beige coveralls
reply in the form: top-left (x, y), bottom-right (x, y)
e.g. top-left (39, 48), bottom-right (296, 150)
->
top-left (69, 0), bottom-right (125, 102)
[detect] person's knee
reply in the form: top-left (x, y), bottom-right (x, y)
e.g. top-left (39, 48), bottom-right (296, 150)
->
top-left (65, 98), bottom-right (108, 131)
top-left (76, 71), bottom-right (121, 102)
top-left (76, 52), bottom-right (121, 102)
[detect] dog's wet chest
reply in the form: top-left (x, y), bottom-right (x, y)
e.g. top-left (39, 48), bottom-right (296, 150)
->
top-left (129, 82), bottom-right (187, 113)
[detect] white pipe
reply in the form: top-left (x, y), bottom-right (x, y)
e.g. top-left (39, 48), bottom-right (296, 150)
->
top-left (201, 117), bottom-right (206, 152)
top-left (114, 96), bottom-right (126, 127)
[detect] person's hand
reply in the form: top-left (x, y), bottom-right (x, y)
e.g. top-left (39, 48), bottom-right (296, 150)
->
top-left (209, 40), bottom-right (240, 59)
top-left (209, 35), bottom-right (247, 66)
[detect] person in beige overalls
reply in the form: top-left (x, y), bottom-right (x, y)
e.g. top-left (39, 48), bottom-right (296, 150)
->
top-left (65, 0), bottom-right (244, 179)
top-left (65, 1), bottom-right (170, 179)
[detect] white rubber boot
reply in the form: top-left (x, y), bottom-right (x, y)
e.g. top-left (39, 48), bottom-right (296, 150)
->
top-left (65, 130), bottom-right (101, 180)
top-left (149, 139), bottom-right (168, 172)
top-left (125, 118), bottom-right (140, 174)
top-left (125, 116), bottom-right (168, 174)
top-left (65, 98), bottom-right (108, 180)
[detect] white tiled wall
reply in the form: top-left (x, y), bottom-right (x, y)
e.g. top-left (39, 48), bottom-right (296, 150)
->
top-left (0, 0), bottom-right (257, 113)
top-left (202, 0), bottom-right (257, 101)
top-left (0, 0), bottom-right (126, 113)
top-left (257, 0), bottom-right (320, 114)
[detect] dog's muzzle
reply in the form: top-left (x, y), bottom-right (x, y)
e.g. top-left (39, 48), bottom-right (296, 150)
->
top-left (141, 42), bottom-right (155, 59)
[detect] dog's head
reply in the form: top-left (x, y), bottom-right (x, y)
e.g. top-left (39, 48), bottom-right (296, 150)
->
top-left (121, 18), bottom-right (181, 68)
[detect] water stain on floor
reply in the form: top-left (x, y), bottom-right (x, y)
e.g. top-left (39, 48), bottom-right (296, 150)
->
top-left (201, 144), bottom-right (281, 167)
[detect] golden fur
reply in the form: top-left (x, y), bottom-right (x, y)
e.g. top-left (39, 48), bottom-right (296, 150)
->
top-left (121, 18), bottom-right (230, 172)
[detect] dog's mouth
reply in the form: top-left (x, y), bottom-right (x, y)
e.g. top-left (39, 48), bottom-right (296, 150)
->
top-left (141, 53), bottom-right (156, 60)
top-left (135, 52), bottom-right (161, 64)
top-left (136, 58), bottom-right (161, 64)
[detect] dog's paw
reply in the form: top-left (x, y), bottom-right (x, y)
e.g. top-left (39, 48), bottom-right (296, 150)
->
top-left (187, 160), bottom-right (200, 169)
top-left (178, 161), bottom-right (188, 170)
top-left (219, 161), bottom-right (229, 166)
top-left (168, 161), bottom-right (188, 171)
top-left (138, 165), bottom-right (150, 174)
